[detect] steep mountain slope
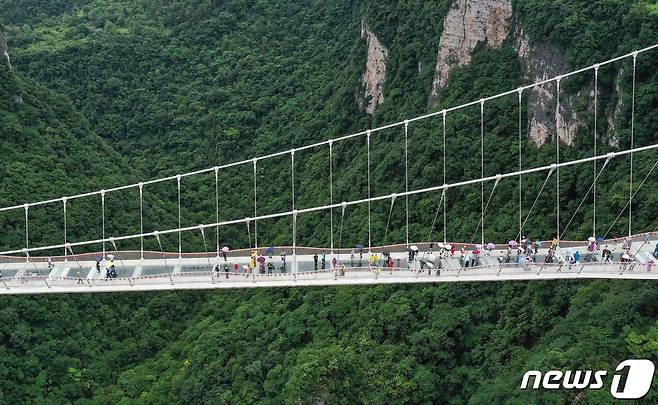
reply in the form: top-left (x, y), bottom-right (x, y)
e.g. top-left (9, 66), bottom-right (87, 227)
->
top-left (0, 37), bottom-right (146, 252)
top-left (4, 0), bottom-right (658, 247)
top-left (0, 35), bottom-right (216, 404)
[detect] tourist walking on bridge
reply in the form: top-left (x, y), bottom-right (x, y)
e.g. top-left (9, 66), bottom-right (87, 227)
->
top-left (602, 245), bottom-right (612, 263)
top-left (623, 237), bottom-right (632, 251)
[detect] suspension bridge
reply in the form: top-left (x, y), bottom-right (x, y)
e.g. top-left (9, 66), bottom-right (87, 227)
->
top-left (1, 44), bottom-right (657, 294)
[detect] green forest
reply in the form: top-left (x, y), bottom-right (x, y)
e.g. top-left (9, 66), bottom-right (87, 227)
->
top-left (0, 0), bottom-right (657, 402)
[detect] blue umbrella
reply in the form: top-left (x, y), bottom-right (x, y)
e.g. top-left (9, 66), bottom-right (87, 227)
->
top-left (266, 246), bottom-right (274, 255)
top-left (355, 244), bottom-right (364, 249)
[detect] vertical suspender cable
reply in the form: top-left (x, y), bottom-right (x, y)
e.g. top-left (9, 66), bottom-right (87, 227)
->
top-left (629, 52), bottom-right (637, 237)
top-left (329, 141), bottom-right (334, 253)
top-left (101, 191), bottom-right (106, 257)
top-left (139, 182), bottom-right (144, 259)
top-left (518, 89), bottom-right (522, 239)
top-left (177, 175), bottom-right (182, 258)
top-left (404, 120), bottom-right (409, 247)
top-left (291, 150), bottom-right (295, 273)
top-left (291, 151), bottom-right (295, 211)
top-left (593, 65), bottom-right (598, 238)
top-left (480, 99), bottom-right (485, 245)
top-left (63, 198), bottom-right (67, 259)
top-left (24, 205), bottom-right (29, 252)
top-left (556, 78), bottom-right (561, 244)
top-left (367, 130), bottom-right (371, 252)
top-left (214, 167), bottom-right (219, 257)
top-left (253, 159), bottom-right (258, 249)
top-left (442, 110), bottom-right (447, 245)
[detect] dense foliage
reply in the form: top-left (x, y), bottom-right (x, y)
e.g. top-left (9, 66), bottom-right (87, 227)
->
top-left (0, 0), bottom-right (657, 403)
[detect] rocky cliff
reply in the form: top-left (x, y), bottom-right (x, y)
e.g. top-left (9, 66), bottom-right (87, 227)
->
top-left (0, 34), bottom-right (10, 69)
top-left (430, 0), bottom-right (512, 98)
top-left (514, 28), bottom-right (583, 147)
top-left (358, 21), bottom-right (388, 114)
top-left (428, 0), bottom-right (592, 147)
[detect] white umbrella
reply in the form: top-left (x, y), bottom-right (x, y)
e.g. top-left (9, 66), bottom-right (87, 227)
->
top-left (588, 236), bottom-right (596, 242)
top-left (222, 246), bottom-right (230, 253)
top-left (426, 254), bottom-right (436, 263)
top-left (444, 244), bottom-right (452, 250)
top-left (410, 245), bottom-right (419, 251)
top-left (242, 264), bottom-right (250, 270)
top-left (622, 253), bottom-right (631, 260)
top-left (426, 262), bottom-right (435, 269)
top-left (106, 254), bottom-right (114, 260)
top-left (437, 243), bottom-right (446, 250)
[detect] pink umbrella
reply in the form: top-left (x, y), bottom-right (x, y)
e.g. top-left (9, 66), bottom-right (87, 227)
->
top-left (508, 240), bottom-right (518, 246)
top-left (472, 249), bottom-right (480, 255)
top-left (486, 242), bottom-right (495, 250)
top-left (222, 246), bottom-right (230, 253)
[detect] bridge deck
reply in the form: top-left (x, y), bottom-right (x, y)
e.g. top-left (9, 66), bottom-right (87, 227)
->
top-left (1, 241), bottom-right (655, 295)
top-left (0, 262), bottom-right (655, 295)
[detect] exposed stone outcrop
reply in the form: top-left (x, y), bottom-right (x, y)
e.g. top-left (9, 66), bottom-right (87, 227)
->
top-left (0, 34), bottom-right (10, 69)
top-left (515, 28), bottom-right (583, 147)
top-left (430, 0), bottom-right (512, 98)
top-left (358, 21), bottom-right (388, 115)
top-left (606, 71), bottom-right (623, 148)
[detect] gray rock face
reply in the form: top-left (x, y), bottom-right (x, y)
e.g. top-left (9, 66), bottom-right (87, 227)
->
top-left (515, 28), bottom-right (583, 147)
top-left (0, 35), bottom-right (11, 69)
top-left (359, 21), bottom-right (388, 115)
top-left (431, 0), bottom-right (512, 98)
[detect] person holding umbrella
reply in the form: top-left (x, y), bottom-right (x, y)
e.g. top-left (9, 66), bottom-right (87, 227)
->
top-left (486, 242), bottom-right (495, 256)
top-left (313, 253), bottom-right (319, 270)
top-left (623, 237), bottom-right (632, 251)
top-left (222, 246), bottom-right (229, 261)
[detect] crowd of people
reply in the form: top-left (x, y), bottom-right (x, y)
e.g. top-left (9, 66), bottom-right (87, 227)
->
top-left (7, 235), bottom-right (657, 286)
